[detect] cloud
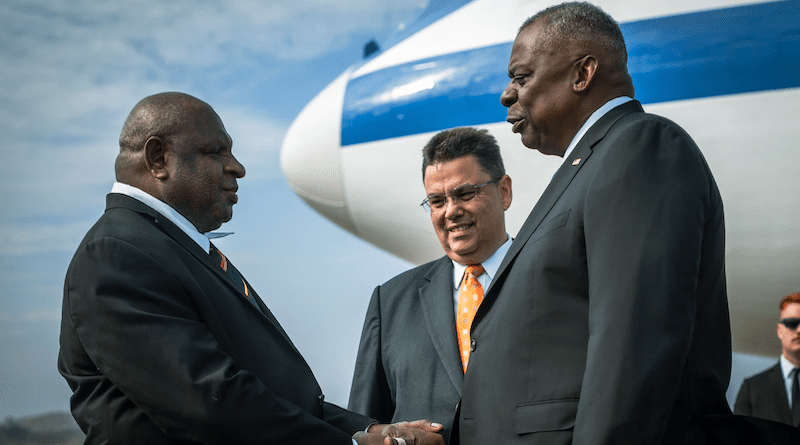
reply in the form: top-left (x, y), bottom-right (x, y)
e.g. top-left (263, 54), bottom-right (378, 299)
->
top-left (0, 0), bottom-right (425, 212)
top-left (215, 0), bottom-right (427, 61)
top-left (0, 220), bottom-right (94, 256)
top-left (1, 0), bottom-right (426, 95)
top-left (0, 310), bottom-right (62, 324)
top-left (215, 105), bottom-right (289, 181)
top-left (1, 0), bottom-right (424, 138)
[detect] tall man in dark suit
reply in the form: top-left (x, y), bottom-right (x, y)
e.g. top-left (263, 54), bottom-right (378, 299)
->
top-left (58, 92), bottom-right (444, 445)
top-left (735, 292), bottom-right (800, 427)
top-left (455, 3), bottom-right (732, 444)
top-left (349, 127), bottom-right (513, 443)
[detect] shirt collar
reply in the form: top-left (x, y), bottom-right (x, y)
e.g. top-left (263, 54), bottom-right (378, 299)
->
top-left (451, 235), bottom-right (513, 289)
top-left (780, 353), bottom-right (799, 378)
top-left (562, 96), bottom-right (633, 161)
top-left (111, 182), bottom-right (211, 252)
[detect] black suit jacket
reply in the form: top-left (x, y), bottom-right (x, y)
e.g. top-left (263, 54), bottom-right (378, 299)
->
top-left (735, 363), bottom-right (794, 426)
top-left (349, 256), bottom-right (461, 443)
top-left (457, 101), bottom-right (732, 445)
top-left (58, 193), bottom-right (372, 444)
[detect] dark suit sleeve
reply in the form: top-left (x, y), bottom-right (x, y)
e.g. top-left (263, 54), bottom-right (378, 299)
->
top-left (349, 285), bottom-right (395, 422)
top-left (571, 116), bottom-right (728, 444)
top-left (63, 236), bottom-right (358, 445)
top-left (734, 379), bottom-right (753, 416)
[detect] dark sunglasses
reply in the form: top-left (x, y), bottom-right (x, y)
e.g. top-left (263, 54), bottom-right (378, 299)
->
top-left (779, 318), bottom-right (800, 330)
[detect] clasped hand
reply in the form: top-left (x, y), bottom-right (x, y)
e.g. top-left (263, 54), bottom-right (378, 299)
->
top-left (353, 419), bottom-right (445, 445)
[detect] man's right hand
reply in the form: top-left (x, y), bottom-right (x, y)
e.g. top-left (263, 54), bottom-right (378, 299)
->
top-left (363, 419), bottom-right (445, 445)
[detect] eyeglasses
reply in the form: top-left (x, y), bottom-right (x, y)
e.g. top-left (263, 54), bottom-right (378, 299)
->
top-left (421, 178), bottom-right (500, 213)
top-left (780, 318), bottom-right (800, 330)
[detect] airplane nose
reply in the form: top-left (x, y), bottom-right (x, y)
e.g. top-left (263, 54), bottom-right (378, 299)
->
top-left (280, 71), bottom-right (357, 234)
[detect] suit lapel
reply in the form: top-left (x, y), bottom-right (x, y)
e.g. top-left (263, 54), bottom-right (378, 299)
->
top-left (107, 194), bottom-right (281, 323)
top-left (482, 101), bottom-right (645, 309)
top-left (107, 195), bottom-right (232, 286)
top-left (484, 143), bottom-right (590, 299)
top-left (107, 193), bottom-right (306, 361)
top-left (418, 257), bottom-right (464, 394)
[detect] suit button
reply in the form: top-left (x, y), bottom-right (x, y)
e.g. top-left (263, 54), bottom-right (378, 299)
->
top-left (470, 339), bottom-right (476, 351)
top-left (318, 393), bottom-right (325, 405)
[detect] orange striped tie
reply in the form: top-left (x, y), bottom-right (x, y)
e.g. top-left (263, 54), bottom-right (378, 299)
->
top-left (209, 244), bottom-right (255, 306)
top-left (457, 264), bottom-right (484, 372)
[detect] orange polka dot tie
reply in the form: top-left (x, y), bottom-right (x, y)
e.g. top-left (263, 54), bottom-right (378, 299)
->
top-left (457, 264), bottom-right (484, 372)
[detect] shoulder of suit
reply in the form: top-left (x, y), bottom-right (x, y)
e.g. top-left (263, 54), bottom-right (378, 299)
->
top-left (82, 196), bottom-right (186, 257)
top-left (742, 362), bottom-right (783, 384)
top-left (380, 256), bottom-right (451, 288)
top-left (612, 109), bottom-right (694, 141)
top-left (594, 110), bottom-right (708, 174)
top-left (106, 192), bottom-right (154, 213)
top-left (91, 199), bottom-right (153, 234)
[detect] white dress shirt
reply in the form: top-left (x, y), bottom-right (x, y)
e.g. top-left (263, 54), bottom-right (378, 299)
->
top-left (111, 182), bottom-right (211, 252)
top-left (780, 354), bottom-right (799, 408)
top-left (451, 235), bottom-right (513, 315)
top-left (561, 96), bottom-right (633, 161)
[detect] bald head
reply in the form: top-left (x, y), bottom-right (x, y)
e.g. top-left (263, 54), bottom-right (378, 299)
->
top-left (116, 92), bottom-right (214, 183)
top-left (113, 92), bottom-right (245, 232)
top-left (117, 93), bottom-right (204, 168)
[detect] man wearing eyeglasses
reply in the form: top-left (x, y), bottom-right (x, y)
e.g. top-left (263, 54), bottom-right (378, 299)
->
top-left (735, 292), bottom-right (800, 427)
top-left (348, 127), bottom-right (513, 443)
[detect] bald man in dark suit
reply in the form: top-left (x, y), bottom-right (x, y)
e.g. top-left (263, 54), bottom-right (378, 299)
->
top-left (58, 92), bottom-right (443, 445)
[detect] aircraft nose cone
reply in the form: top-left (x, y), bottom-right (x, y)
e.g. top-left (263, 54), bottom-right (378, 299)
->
top-left (281, 71), bottom-right (357, 234)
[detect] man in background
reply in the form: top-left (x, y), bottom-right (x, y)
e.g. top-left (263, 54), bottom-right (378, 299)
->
top-left (349, 127), bottom-right (512, 442)
top-left (735, 292), bottom-right (800, 428)
top-left (58, 91), bottom-right (443, 445)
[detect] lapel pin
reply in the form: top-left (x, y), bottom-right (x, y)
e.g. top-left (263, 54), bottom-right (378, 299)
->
top-left (572, 158), bottom-right (581, 166)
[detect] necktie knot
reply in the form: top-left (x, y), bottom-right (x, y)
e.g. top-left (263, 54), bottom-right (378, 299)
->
top-left (465, 264), bottom-right (484, 280)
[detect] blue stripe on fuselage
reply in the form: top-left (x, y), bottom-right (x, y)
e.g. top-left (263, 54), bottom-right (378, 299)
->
top-left (341, 1), bottom-right (800, 146)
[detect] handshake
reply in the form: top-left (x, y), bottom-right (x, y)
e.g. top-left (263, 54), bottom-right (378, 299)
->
top-left (353, 420), bottom-right (445, 445)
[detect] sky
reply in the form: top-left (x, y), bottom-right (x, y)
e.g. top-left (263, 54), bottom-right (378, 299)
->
top-left (0, 0), bottom-right (428, 419)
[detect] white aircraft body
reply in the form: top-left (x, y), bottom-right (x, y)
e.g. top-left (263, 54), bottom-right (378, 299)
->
top-left (281, 0), bottom-right (800, 381)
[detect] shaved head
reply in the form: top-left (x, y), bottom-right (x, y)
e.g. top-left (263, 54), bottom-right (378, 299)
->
top-left (115, 92), bottom-right (212, 184)
top-left (118, 92), bottom-right (209, 154)
top-left (113, 92), bottom-right (245, 232)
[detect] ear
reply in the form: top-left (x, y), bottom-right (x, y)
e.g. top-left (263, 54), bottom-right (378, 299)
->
top-left (144, 136), bottom-right (169, 180)
top-left (499, 174), bottom-right (512, 211)
top-left (573, 55), bottom-right (598, 93)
